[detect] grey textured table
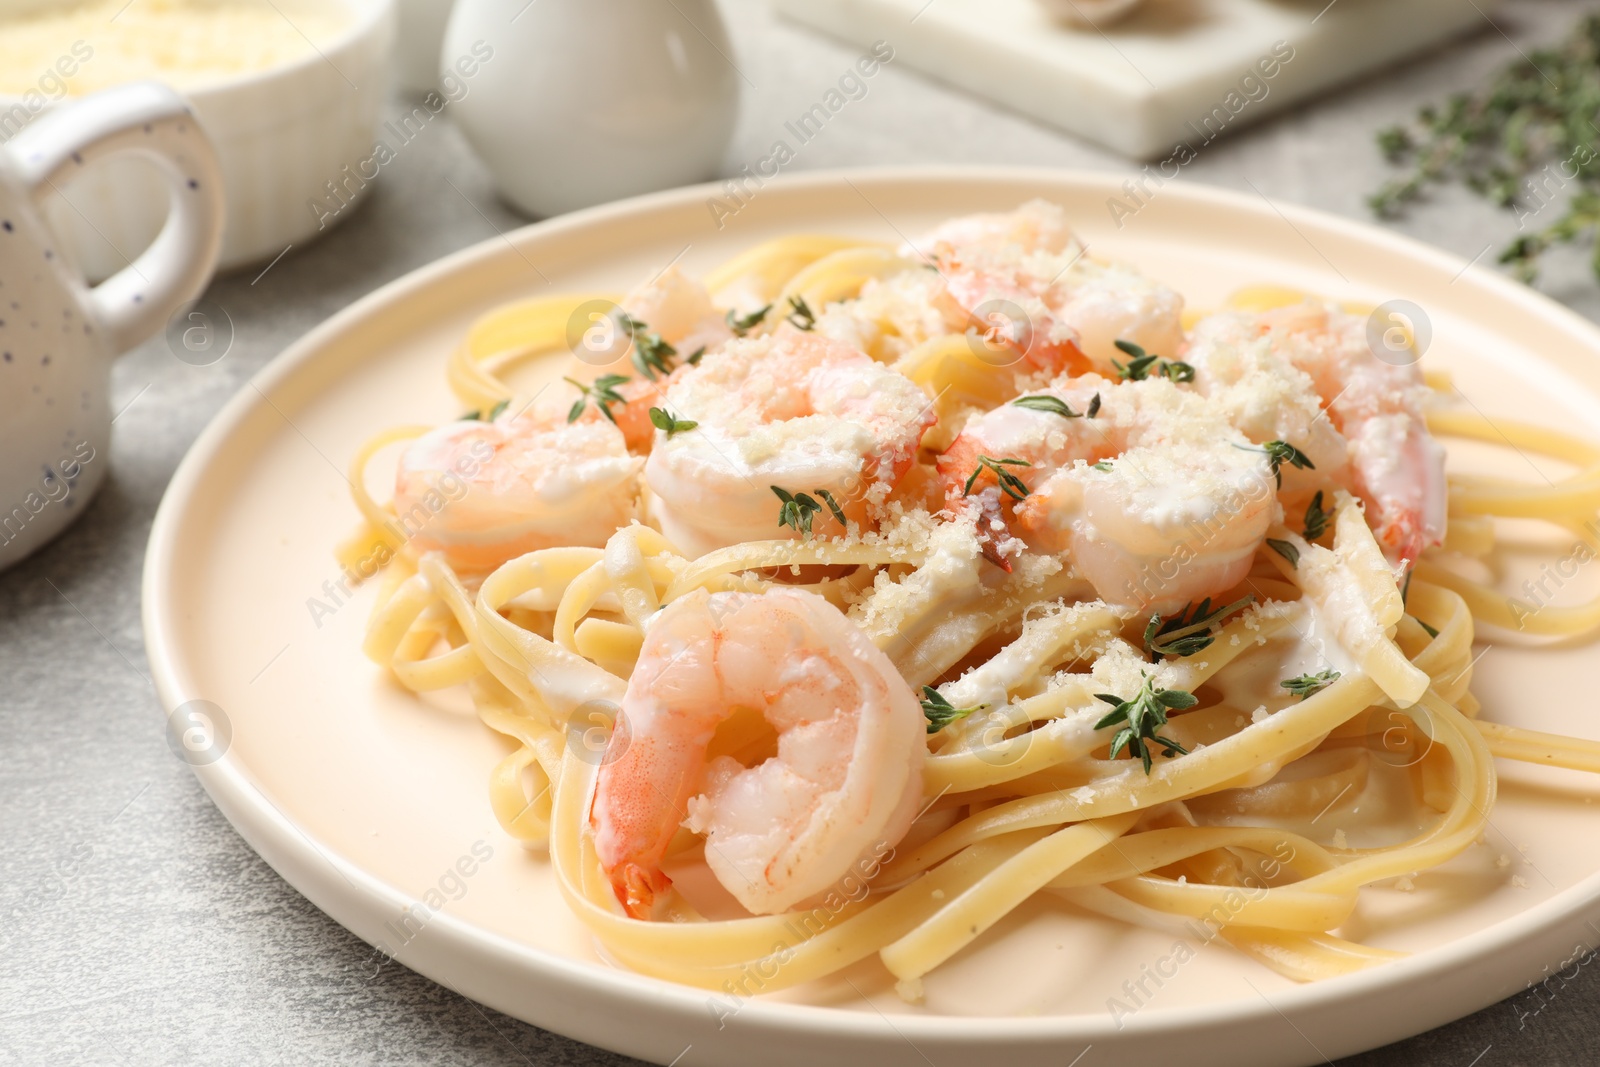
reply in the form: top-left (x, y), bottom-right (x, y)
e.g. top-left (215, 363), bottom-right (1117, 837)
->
top-left (4, 2), bottom-right (1599, 1064)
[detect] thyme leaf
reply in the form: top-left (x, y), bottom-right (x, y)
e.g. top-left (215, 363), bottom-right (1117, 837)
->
top-left (1094, 674), bottom-right (1197, 774)
top-left (725, 304), bottom-right (771, 336)
top-left (962, 455), bottom-right (1032, 500)
top-left (1013, 395), bottom-right (1081, 419)
top-left (648, 407), bottom-right (698, 438)
top-left (1143, 595), bottom-right (1255, 660)
top-left (1303, 490), bottom-right (1331, 541)
top-left (1266, 538), bottom-right (1301, 567)
top-left (921, 686), bottom-right (985, 734)
top-left (786, 295), bottom-right (817, 331)
top-left (1235, 439), bottom-right (1315, 488)
top-left (563, 376), bottom-right (629, 424)
top-left (1281, 669), bottom-right (1340, 700)
top-left (617, 312), bottom-right (677, 380)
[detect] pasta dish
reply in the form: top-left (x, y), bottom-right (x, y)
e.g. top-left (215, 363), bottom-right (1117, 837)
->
top-left (340, 201), bottom-right (1600, 999)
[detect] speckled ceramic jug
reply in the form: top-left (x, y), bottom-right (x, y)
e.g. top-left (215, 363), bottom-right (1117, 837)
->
top-left (0, 82), bottom-right (223, 569)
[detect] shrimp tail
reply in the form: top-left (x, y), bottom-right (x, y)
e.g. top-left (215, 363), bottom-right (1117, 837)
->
top-left (974, 494), bottom-right (1014, 572)
top-left (938, 443), bottom-right (1020, 571)
top-left (612, 862), bottom-right (673, 919)
top-left (1380, 518), bottom-right (1429, 573)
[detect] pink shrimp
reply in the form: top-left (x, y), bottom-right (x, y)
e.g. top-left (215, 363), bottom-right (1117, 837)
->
top-left (564, 265), bottom-right (737, 454)
top-left (1189, 302), bottom-right (1447, 567)
top-left (643, 325), bottom-right (936, 557)
top-left (936, 375), bottom-right (1275, 613)
top-left (392, 410), bottom-right (641, 573)
top-left (919, 200), bottom-right (1184, 375)
top-left (589, 587), bottom-right (925, 918)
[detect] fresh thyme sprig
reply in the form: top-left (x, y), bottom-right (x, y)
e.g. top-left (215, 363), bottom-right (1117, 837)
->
top-left (1013, 395), bottom-right (1081, 418)
top-left (786, 295), bottom-right (817, 331)
top-left (1094, 674), bottom-right (1197, 774)
top-left (1266, 538), bottom-right (1300, 567)
top-left (815, 488), bottom-right (848, 528)
top-left (1087, 393), bottom-right (1102, 418)
top-left (1235, 439), bottom-right (1315, 488)
top-left (771, 485), bottom-right (848, 536)
top-left (1303, 490), bottom-right (1331, 541)
top-left (648, 407), bottom-right (698, 438)
top-left (962, 455), bottom-right (1032, 500)
top-left (725, 304), bottom-right (771, 336)
top-left (565, 375), bottom-right (629, 424)
top-left (1143, 595), bottom-right (1254, 661)
top-left (1281, 669), bottom-right (1340, 700)
top-left (920, 686), bottom-right (985, 734)
top-left (1111, 340), bottom-right (1159, 380)
top-left (462, 398), bottom-right (510, 422)
top-left (1369, 13), bottom-right (1600, 284)
top-left (772, 486), bottom-right (820, 537)
top-left (617, 312), bottom-right (677, 380)
top-left (1093, 459), bottom-right (1114, 472)
top-left (686, 346), bottom-right (706, 366)
top-left (1111, 340), bottom-right (1195, 383)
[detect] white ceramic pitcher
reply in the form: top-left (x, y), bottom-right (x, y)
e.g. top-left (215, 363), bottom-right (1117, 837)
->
top-left (0, 82), bottom-right (224, 570)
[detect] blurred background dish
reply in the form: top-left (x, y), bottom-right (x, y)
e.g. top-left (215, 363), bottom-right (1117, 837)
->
top-left (775, 0), bottom-right (1500, 158)
top-left (1035, 0), bottom-right (1145, 26)
top-left (0, 0), bottom-right (394, 278)
top-left (394, 0), bottom-right (456, 95)
top-left (443, 0), bottom-right (739, 217)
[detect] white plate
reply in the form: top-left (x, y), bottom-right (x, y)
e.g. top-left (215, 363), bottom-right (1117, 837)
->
top-left (142, 168), bottom-right (1600, 1067)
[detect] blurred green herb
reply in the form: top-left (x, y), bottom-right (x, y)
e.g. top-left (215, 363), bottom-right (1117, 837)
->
top-left (1370, 14), bottom-right (1600, 283)
top-left (648, 407), bottom-right (697, 437)
top-left (618, 312), bottom-right (677, 380)
top-left (726, 304), bottom-right (771, 336)
top-left (565, 375), bottom-right (629, 424)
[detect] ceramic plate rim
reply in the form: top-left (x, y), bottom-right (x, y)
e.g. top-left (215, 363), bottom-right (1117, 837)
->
top-left (142, 164), bottom-right (1600, 1049)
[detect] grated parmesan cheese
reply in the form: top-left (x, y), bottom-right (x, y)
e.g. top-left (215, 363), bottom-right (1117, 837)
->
top-left (0, 0), bottom-right (351, 96)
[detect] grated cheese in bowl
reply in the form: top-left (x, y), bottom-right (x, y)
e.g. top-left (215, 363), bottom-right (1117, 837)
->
top-left (0, 0), bottom-right (351, 97)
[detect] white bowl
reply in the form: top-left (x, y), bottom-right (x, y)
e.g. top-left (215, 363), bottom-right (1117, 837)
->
top-left (1, 0), bottom-right (395, 277)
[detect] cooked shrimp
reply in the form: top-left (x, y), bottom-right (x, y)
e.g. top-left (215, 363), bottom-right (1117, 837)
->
top-left (1190, 302), bottom-right (1447, 566)
top-left (643, 325), bottom-right (936, 557)
top-left (920, 199), bottom-right (1184, 373)
top-left (392, 409), bottom-right (641, 572)
top-left (937, 374), bottom-right (1276, 613)
top-left (589, 586), bottom-right (925, 917)
top-left (565, 265), bottom-right (737, 453)
top-left (1182, 317), bottom-right (1351, 496)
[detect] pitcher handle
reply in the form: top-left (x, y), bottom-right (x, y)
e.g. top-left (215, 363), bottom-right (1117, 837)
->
top-left (7, 81), bottom-right (225, 354)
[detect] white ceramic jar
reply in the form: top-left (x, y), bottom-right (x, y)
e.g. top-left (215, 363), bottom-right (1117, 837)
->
top-left (443, 0), bottom-right (739, 217)
top-left (0, 82), bottom-right (224, 569)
